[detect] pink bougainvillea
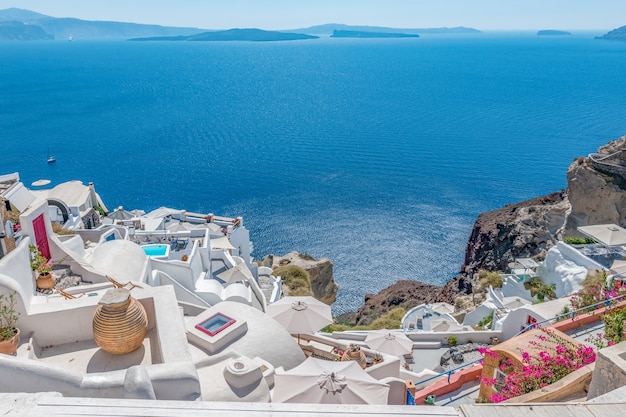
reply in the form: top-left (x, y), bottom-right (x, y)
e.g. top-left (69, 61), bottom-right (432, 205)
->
top-left (480, 328), bottom-right (596, 403)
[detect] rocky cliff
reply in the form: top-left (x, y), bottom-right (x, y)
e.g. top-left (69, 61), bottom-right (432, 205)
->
top-left (265, 251), bottom-right (338, 305)
top-left (458, 135), bottom-right (626, 287)
top-left (342, 134), bottom-right (626, 324)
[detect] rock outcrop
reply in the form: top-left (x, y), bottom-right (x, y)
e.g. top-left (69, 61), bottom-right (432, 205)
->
top-left (337, 280), bottom-right (446, 326)
top-left (564, 139), bottom-right (626, 234)
top-left (265, 251), bottom-right (338, 305)
top-left (461, 191), bottom-right (569, 278)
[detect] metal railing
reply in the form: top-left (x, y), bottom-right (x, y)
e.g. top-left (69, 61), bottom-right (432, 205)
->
top-left (514, 292), bottom-right (626, 338)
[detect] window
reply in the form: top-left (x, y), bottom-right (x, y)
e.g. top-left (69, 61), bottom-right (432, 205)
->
top-left (493, 368), bottom-right (507, 392)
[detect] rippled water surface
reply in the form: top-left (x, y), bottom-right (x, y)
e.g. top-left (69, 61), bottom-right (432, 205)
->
top-left (2, 34), bottom-right (626, 313)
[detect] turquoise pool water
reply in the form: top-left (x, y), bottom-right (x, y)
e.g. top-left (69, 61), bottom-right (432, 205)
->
top-left (142, 244), bottom-right (168, 257)
top-left (196, 313), bottom-right (235, 336)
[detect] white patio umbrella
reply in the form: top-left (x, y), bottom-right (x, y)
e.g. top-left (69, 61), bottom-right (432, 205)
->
top-left (267, 296), bottom-right (333, 336)
top-left (365, 331), bottom-right (413, 357)
top-left (272, 357), bottom-right (389, 405)
top-left (430, 302), bottom-right (455, 315)
top-left (107, 206), bottom-right (133, 221)
top-left (167, 222), bottom-right (196, 232)
top-left (210, 236), bottom-right (235, 250)
top-left (610, 259), bottom-right (626, 275)
top-left (430, 319), bottom-right (452, 332)
top-left (217, 263), bottom-right (254, 283)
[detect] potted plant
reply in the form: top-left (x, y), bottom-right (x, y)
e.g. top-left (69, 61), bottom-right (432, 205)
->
top-left (29, 245), bottom-right (56, 290)
top-left (0, 291), bottom-right (20, 355)
top-left (373, 352), bottom-right (383, 365)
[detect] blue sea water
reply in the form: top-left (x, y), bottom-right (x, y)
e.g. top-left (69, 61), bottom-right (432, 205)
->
top-left (1, 33), bottom-right (626, 314)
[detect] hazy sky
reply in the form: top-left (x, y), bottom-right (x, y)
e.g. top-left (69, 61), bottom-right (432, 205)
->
top-left (1, 0), bottom-right (625, 31)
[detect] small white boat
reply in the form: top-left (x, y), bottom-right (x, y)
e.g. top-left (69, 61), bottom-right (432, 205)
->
top-left (47, 148), bottom-right (56, 163)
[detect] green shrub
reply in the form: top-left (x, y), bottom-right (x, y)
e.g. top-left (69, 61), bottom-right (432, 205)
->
top-left (289, 287), bottom-right (313, 296)
top-left (386, 307), bottom-right (406, 321)
top-left (273, 265), bottom-right (311, 293)
top-left (564, 236), bottom-right (596, 245)
top-left (479, 270), bottom-right (503, 289)
top-left (524, 277), bottom-right (556, 302)
top-left (93, 205), bottom-right (106, 216)
top-left (370, 317), bottom-right (401, 330)
top-left (447, 335), bottom-right (458, 346)
top-left (287, 277), bottom-right (310, 290)
top-left (369, 307), bottom-right (406, 330)
top-left (321, 324), bottom-right (369, 333)
top-left (582, 270), bottom-right (607, 290)
top-left (477, 313), bottom-right (493, 329)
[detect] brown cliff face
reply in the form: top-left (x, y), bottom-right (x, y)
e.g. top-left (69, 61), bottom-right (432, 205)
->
top-left (564, 136), bottom-right (626, 235)
top-left (461, 191), bottom-right (569, 278)
top-left (337, 280), bottom-right (448, 326)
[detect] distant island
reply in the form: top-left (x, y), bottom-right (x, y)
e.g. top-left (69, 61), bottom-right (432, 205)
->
top-left (596, 25), bottom-right (626, 41)
top-left (286, 23), bottom-right (481, 36)
top-left (537, 30), bottom-right (571, 36)
top-left (0, 7), bottom-right (205, 40)
top-left (330, 30), bottom-right (419, 39)
top-left (129, 28), bottom-right (318, 42)
top-left (0, 20), bottom-right (53, 41)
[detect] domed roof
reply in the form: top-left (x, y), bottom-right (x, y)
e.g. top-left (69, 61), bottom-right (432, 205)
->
top-left (191, 301), bottom-right (305, 371)
top-left (86, 240), bottom-right (148, 283)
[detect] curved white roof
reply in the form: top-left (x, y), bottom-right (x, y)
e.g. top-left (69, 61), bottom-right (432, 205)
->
top-left (86, 240), bottom-right (148, 284)
top-left (191, 301), bottom-right (305, 371)
top-left (44, 180), bottom-right (90, 208)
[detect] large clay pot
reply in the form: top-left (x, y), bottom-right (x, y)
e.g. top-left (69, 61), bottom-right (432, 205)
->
top-left (0, 327), bottom-right (20, 355)
top-left (36, 272), bottom-right (55, 290)
top-left (341, 344), bottom-right (367, 368)
top-left (93, 288), bottom-right (147, 355)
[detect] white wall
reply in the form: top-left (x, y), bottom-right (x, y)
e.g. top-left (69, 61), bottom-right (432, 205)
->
top-left (537, 242), bottom-right (601, 298)
top-left (500, 275), bottom-right (534, 301)
top-left (500, 308), bottom-right (540, 340)
top-left (463, 305), bottom-right (494, 327)
top-left (0, 237), bottom-right (35, 315)
top-left (229, 224), bottom-right (251, 265)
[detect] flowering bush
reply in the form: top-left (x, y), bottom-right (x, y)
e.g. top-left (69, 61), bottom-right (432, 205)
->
top-left (585, 332), bottom-right (617, 350)
top-left (479, 328), bottom-right (596, 403)
top-left (29, 245), bottom-right (55, 274)
top-left (570, 284), bottom-right (606, 311)
top-left (586, 304), bottom-right (626, 349)
top-left (569, 282), bottom-right (626, 313)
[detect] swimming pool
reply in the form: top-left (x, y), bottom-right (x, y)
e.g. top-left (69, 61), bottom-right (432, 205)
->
top-left (142, 244), bottom-right (169, 259)
top-left (195, 313), bottom-right (236, 337)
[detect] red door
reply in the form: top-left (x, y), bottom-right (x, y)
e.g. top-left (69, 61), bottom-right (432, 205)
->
top-left (33, 214), bottom-right (50, 259)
